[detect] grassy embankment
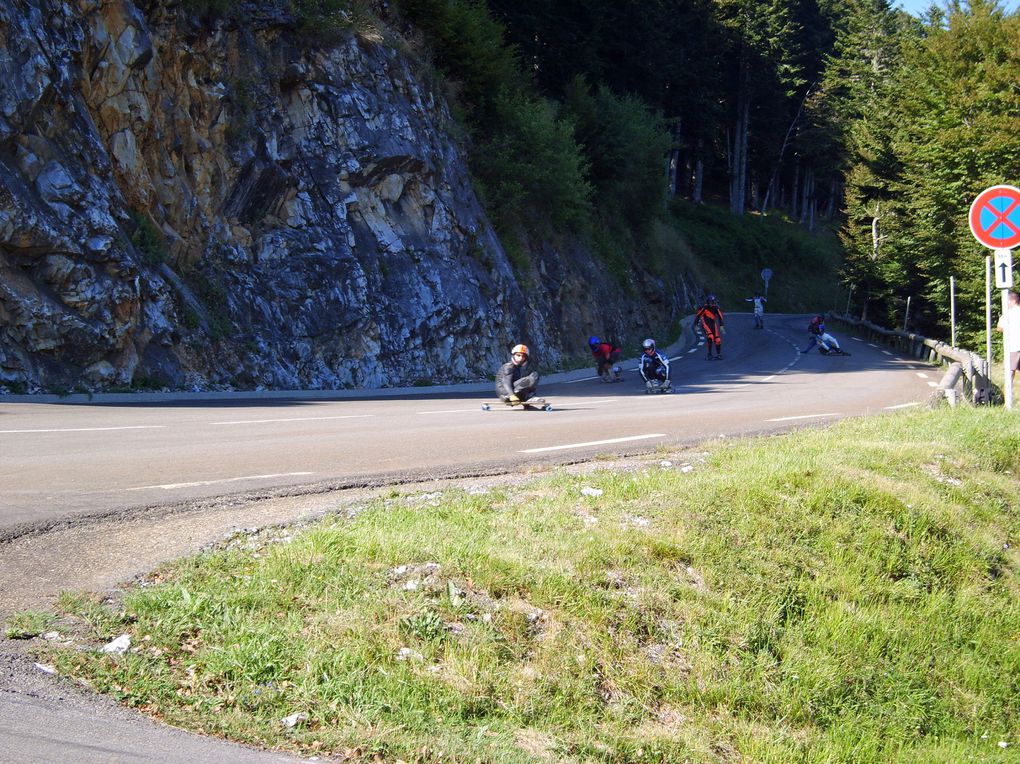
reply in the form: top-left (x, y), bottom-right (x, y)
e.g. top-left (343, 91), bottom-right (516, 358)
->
top-left (19, 406), bottom-right (1019, 762)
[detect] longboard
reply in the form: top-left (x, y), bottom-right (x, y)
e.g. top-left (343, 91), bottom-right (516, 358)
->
top-left (482, 397), bottom-right (552, 411)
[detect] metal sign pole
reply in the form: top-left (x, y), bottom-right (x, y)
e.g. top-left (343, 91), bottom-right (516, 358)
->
top-left (950, 276), bottom-right (956, 347)
top-left (986, 256), bottom-right (993, 375)
top-left (1003, 288), bottom-right (1013, 410)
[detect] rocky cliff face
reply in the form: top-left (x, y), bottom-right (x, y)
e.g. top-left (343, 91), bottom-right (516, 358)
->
top-left (0, 0), bottom-right (678, 392)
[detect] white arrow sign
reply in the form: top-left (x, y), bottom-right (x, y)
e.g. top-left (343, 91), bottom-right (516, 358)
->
top-left (994, 248), bottom-right (1014, 289)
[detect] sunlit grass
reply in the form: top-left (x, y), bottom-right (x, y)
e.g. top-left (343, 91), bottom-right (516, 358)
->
top-left (44, 407), bottom-right (1019, 762)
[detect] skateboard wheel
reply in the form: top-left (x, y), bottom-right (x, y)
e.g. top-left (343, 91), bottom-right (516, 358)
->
top-left (481, 403), bottom-right (491, 411)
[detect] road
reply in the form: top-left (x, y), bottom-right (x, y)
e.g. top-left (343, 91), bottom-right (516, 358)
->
top-left (0, 313), bottom-right (941, 763)
top-left (0, 314), bottom-right (939, 535)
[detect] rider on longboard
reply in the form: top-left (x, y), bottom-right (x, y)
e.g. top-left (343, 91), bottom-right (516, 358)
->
top-left (495, 343), bottom-right (544, 408)
top-left (801, 315), bottom-right (849, 355)
top-left (588, 335), bottom-right (623, 382)
top-left (638, 338), bottom-right (672, 393)
top-left (696, 295), bottom-right (725, 360)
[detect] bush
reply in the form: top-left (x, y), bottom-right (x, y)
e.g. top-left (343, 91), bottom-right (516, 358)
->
top-left (565, 78), bottom-right (672, 235)
top-left (473, 92), bottom-right (592, 235)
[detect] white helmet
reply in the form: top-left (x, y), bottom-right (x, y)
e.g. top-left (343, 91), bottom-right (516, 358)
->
top-left (642, 338), bottom-right (655, 350)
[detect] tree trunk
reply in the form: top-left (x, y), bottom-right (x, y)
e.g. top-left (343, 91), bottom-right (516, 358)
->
top-left (692, 145), bottom-right (704, 204)
top-left (730, 93), bottom-right (750, 215)
top-left (791, 160), bottom-right (800, 220)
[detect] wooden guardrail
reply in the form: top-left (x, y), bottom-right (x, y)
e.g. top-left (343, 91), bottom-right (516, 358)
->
top-left (826, 313), bottom-right (995, 406)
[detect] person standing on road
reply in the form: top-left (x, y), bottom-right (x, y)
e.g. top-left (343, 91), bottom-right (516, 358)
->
top-left (996, 290), bottom-right (1020, 392)
top-left (696, 295), bottom-right (725, 360)
top-left (745, 291), bottom-right (767, 329)
top-left (495, 343), bottom-right (540, 405)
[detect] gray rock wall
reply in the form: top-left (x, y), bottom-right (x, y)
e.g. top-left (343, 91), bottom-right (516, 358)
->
top-left (0, 0), bottom-right (680, 392)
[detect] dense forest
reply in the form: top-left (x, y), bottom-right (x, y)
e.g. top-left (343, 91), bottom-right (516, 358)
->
top-left (195, 0), bottom-right (1020, 346)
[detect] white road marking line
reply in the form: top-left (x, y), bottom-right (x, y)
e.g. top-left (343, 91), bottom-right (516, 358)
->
top-left (687, 348), bottom-right (699, 354)
top-left (210, 415), bottom-right (374, 425)
top-left (127, 472), bottom-right (315, 491)
top-left (868, 343), bottom-right (879, 348)
top-left (668, 356), bottom-right (684, 362)
top-left (565, 375), bottom-right (601, 384)
top-left (761, 375), bottom-right (776, 382)
top-left (915, 372), bottom-right (929, 379)
top-left (417, 408), bottom-right (480, 415)
top-left (885, 402), bottom-right (921, 410)
top-left (852, 337), bottom-right (864, 342)
top-left (765, 413), bottom-right (841, 422)
top-left (881, 350), bottom-right (893, 356)
top-left (520, 433), bottom-right (666, 454)
top-left (0, 425), bottom-right (167, 434)
top-left (927, 381), bottom-right (939, 388)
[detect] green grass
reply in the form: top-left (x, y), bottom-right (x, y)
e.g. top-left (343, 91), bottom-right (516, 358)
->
top-left (5, 610), bottom-right (56, 639)
top-left (45, 407), bottom-right (1019, 762)
top-left (668, 200), bottom-right (844, 314)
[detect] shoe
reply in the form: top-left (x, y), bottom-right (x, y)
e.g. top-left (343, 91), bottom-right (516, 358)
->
top-left (715, 354), bottom-right (723, 360)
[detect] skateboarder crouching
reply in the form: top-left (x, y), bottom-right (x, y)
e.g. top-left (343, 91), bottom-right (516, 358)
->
top-left (639, 338), bottom-right (671, 392)
top-left (496, 343), bottom-right (540, 406)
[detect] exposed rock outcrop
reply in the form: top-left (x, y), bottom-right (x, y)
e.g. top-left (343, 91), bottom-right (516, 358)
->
top-left (0, 0), bottom-right (680, 392)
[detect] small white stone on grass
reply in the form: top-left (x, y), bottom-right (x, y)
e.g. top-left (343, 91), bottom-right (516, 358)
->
top-left (999, 742), bottom-right (1009, 749)
top-left (580, 487), bottom-right (603, 497)
top-left (100, 634), bottom-right (131, 654)
top-left (33, 663), bottom-right (57, 674)
top-left (280, 712), bottom-right (308, 729)
top-left (42, 631), bottom-right (61, 641)
top-left (396, 647), bottom-right (424, 662)
top-left (680, 465), bottom-right (694, 473)
top-left (659, 460), bottom-right (673, 468)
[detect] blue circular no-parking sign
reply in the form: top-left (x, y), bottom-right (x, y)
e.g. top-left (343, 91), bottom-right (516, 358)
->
top-left (969, 185), bottom-right (1020, 250)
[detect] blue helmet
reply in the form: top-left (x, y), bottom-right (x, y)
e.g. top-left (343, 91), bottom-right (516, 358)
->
top-left (588, 335), bottom-right (600, 347)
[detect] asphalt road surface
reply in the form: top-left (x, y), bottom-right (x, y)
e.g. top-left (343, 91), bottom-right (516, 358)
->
top-left (0, 313), bottom-right (942, 763)
top-left (0, 314), bottom-right (939, 536)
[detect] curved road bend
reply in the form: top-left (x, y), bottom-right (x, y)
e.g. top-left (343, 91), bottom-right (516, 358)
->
top-left (0, 313), bottom-right (941, 763)
top-left (0, 313), bottom-right (938, 535)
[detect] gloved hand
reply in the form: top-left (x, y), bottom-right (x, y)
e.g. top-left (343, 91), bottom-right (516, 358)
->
top-left (508, 393), bottom-right (520, 404)
top-left (721, 325), bottom-right (726, 335)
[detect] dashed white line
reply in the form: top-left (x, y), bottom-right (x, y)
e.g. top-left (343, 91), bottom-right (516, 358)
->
top-left (915, 372), bottom-right (929, 379)
top-left (881, 350), bottom-right (893, 356)
top-left (869, 343), bottom-right (879, 348)
top-left (927, 381), bottom-right (939, 388)
top-left (127, 472), bottom-right (315, 491)
top-left (0, 425), bottom-right (167, 434)
top-left (565, 375), bottom-right (601, 384)
top-left (852, 337), bottom-right (864, 342)
top-left (210, 415), bottom-right (374, 425)
top-left (765, 413), bottom-right (841, 422)
top-left (761, 375), bottom-right (776, 382)
top-left (885, 402), bottom-right (921, 410)
top-left (417, 408), bottom-right (480, 415)
top-left (520, 433), bottom-right (666, 454)
top-left (687, 348), bottom-right (699, 354)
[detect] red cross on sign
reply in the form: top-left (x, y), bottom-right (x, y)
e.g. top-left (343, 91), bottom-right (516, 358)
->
top-left (969, 185), bottom-right (1020, 250)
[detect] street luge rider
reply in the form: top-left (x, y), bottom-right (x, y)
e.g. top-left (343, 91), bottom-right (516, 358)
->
top-left (495, 343), bottom-right (540, 406)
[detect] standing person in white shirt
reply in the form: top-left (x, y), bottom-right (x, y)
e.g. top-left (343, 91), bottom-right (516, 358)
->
top-left (996, 290), bottom-right (1020, 392)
